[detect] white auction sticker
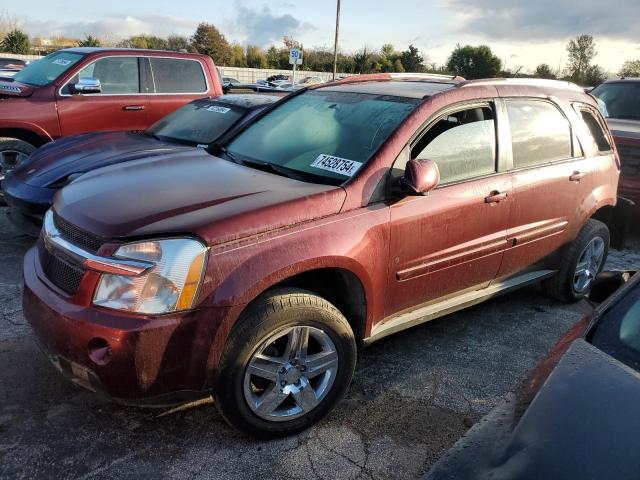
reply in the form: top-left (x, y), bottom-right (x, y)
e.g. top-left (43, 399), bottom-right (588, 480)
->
top-left (52, 59), bottom-right (72, 66)
top-left (207, 106), bottom-right (230, 114)
top-left (310, 154), bottom-right (363, 177)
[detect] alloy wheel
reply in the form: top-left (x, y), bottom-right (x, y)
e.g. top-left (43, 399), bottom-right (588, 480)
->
top-left (0, 150), bottom-right (29, 181)
top-left (573, 236), bottom-right (606, 293)
top-left (243, 325), bottom-right (339, 422)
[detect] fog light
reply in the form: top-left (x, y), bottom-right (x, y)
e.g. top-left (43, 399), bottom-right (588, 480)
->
top-left (87, 338), bottom-right (112, 366)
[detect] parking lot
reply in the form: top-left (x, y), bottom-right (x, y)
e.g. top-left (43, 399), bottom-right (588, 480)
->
top-left (1, 208), bottom-right (638, 480)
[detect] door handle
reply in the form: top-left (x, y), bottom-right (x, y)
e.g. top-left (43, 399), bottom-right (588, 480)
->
top-left (123, 105), bottom-right (145, 111)
top-left (570, 171), bottom-right (587, 182)
top-left (485, 191), bottom-right (507, 204)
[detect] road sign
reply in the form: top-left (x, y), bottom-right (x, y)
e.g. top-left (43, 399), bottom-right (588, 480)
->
top-left (289, 48), bottom-right (303, 65)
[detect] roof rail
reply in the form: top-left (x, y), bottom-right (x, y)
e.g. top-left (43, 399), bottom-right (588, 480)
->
top-left (460, 77), bottom-right (585, 92)
top-left (334, 72), bottom-right (464, 85)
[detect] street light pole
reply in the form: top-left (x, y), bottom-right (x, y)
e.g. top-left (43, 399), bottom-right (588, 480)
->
top-left (332, 0), bottom-right (341, 81)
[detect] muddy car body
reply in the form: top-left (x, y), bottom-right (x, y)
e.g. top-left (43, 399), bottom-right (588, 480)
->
top-left (23, 74), bottom-right (622, 437)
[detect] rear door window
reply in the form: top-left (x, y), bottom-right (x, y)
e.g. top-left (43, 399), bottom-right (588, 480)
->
top-left (411, 105), bottom-right (497, 184)
top-left (150, 58), bottom-right (207, 93)
top-left (506, 100), bottom-right (572, 168)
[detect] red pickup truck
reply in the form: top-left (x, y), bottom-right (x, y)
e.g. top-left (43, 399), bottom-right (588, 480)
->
top-left (0, 48), bottom-right (223, 181)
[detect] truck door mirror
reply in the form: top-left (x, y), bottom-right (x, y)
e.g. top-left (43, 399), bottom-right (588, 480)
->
top-left (73, 77), bottom-right (102, 94)
top-left (400, 159), bottom-right (440, 195)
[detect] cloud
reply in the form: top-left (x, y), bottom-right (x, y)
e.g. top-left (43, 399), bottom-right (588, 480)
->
top-left (20, 14), bottom-right (197, 41)
top-left (441, 0), bottom-right (640, 41)
top-left (233, 6), bottom-right (313, 46)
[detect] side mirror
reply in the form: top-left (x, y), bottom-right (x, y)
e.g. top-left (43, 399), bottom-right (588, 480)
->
top-left (73, 77), bottom-right (102, 94)
top-left (400, 159), bottom-right (440, 195)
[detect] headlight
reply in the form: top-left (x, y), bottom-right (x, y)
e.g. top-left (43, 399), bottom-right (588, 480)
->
top-left (93, 238), bottom-right (208, 314)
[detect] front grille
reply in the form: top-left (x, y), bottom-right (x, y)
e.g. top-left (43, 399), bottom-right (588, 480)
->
top-left (38, 243), bottom-right (85, 295)
top-left (53, 213), bottom-right (104, 253)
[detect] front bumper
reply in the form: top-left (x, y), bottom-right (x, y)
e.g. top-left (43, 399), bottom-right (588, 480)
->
top-left (2, 178), bottom-right (54, 234)
top-left (23, 246), bottom-right (240, 405)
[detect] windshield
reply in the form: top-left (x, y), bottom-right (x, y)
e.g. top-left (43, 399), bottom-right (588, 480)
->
top-left (13, 51), bottom-right (84, 87)
top-left (590, 281), bottom-right (640, 373)
top-left (592, 82), bottom-right (640, 121)
top-left (226, 90), bottom-right (420, 184)
top-left (147, 100), bottom-right (247, 145)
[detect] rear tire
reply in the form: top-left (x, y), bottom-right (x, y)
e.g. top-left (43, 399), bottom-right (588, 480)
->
top-left (213, 288), bottom-right (357, 439)
top-left (543, 219), bottom-right (610, 303)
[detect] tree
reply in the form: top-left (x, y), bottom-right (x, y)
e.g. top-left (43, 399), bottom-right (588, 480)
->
top-left (1, 29), bottom-right (29, 54)
top-left (584, 64), bottom-right (607, 86)
top-left (393, 59), bottom-right (405, 73)
top-left (191, 23), bottom-right (232, 66)
top-left (246, 45), bottom-right (267, 69)
top-left (619, 60), bottom-right (640, 78)
top-left (400, 44), bottom-right (426, 72)
top-left (446, 44), bottom-right (502, 79)
top-left (534, 63), bottom-right (557, 79)
top-left (266, 46), bottom-right (280, 69)
top-left (566, 34), bottom-right (597, 84)
top-left (117, 34), bottom-right (167, 50)
top-left (166, 35), bottom-right (191, 52)
top-left (78, 35), bottom-right (100, 48)
top-left (229, 43), bottom-right (246, 67)
top-left (353, 47), bottom-right (373, 73)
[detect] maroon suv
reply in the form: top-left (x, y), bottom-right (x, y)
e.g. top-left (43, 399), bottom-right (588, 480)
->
top-left (0, 48), bottom-right (223, 181)
top-left (23, 74), bottom-right (621, 438)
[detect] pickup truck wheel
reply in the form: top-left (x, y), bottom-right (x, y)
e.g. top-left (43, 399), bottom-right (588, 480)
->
top-left (0, 138), bottom-right (35, 181)
top-left (214, 288), bottom-right (357, 438)
top-left (543, 219), bottom-right (610, 303)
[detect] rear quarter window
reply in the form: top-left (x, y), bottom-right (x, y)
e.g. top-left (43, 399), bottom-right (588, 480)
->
top-left (150, 58), bottom-right (207, 94)
top-left (579, 108), bottom-right (613, 153)
top-left (506, 100), bottom-right (573, 169)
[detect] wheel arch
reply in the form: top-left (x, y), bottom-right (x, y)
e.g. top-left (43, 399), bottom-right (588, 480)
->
top-left (590, 196), bottom-right (632, 250)
top-left (0, 126), bottom-right (51, 147)
top-left (225, 262), bottom-right (371, 344)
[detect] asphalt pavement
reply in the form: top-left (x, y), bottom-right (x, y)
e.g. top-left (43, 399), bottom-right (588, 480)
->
top-left (2, 207), bottom-right (639, 480)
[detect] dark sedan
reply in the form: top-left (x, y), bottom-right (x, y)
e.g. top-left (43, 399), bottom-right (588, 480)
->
top-left (427, 270), bottom-right (640, 480)
top-left (2, 94), bottom-right (279, 235)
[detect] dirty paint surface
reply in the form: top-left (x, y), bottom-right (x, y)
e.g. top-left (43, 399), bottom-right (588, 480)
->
top-left (2, 208), bottom-right (640, 479)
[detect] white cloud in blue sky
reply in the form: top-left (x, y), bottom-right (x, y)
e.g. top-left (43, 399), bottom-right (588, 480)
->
top-left (6, 0), bottom-right (639, 71)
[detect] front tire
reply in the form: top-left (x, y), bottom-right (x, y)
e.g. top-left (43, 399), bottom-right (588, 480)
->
top-left (0, 137), bottom-right (35, 181)
top-left (543, 219), bottom-right (610, 303)
top-left (214, 288), bottom-right (357, 438)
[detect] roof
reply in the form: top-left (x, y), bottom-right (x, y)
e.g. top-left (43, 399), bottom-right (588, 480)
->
top-left (319, 80), bottom-right (459, 99)
top-left (63, 47), bottom-right (203, 56)
top-left (604, 78), bottom-right (640, 83)
top-left (460, 77), bottom-right (586, 92)
top-left (315, 74), bottom-right (589, 99)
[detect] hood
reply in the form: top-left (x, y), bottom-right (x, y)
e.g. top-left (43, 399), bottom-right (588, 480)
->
top-left (608, 118), bottom-right (640, 139)
top-left (54, 151), bottom-right (346, 244)
top-left (13, 131), bottom-right (191, 187)
top-left (0, 79), bottom-right (34, 97)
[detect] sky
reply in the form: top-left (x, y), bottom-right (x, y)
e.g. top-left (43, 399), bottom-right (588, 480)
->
top-left (5, 0), bottom-right (640, 73)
